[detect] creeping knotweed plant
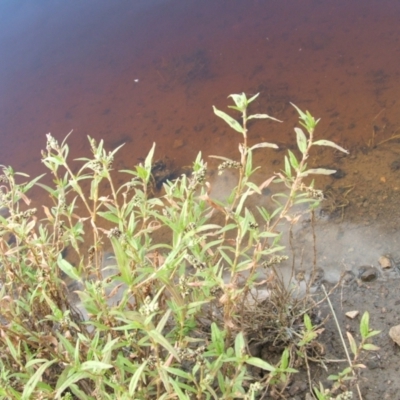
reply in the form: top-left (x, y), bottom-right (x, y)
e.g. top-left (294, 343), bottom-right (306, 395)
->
top-left (0, 93), bottom-right (348, 399)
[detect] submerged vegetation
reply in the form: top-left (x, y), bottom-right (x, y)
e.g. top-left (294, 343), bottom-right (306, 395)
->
top-left (0, 93), bottom-right (379, 399)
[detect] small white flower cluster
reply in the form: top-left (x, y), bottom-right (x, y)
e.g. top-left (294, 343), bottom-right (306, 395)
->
top-left (139, 296), bottom-right (159, 316)
top-left (46, 133), bottom-right (59, 151)
top-left (189, 165), bottom-right (207, 188)
top-left (335, 391), bottom-right (353, 400)
top-left (262, 255), bottom-right (289, 268)
top-left (218, 160), bottom-right (241, 175)
top-left (300, 182), bottom-right (324, 201)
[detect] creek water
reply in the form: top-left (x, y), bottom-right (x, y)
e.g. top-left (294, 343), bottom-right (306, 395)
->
top-left (1, 0), bottom-right (400, 283)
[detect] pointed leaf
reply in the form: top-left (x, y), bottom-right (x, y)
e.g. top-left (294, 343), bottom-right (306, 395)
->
top-left (57, 254), bottom-right (81, 282)
top-left (148, 330), bottom-right (180, 361)
top-left (295, 127), bottom-right (308, 154)
top-left (313, 140), bottom-right (349, 154)
top-left (129, 362), bottom-right (147, 396)
top-left (365, 329), bottom-right (381, 339)
top-left (97, 211), bottom-right (120, 224)
top-left (353, 363), bottom-right (367, 369)
top-left (284, 155), bottom-right (291, 177)
top-left (55, 371), bottom-right (91, 398)
top-left (248, 114), bottom-right (282, 122)
top-left (304, 314), bottom-right (313, 331)
top-left (291, 103), bottom-right (308, 121)
top-left (249, 142), bottom-right (279, 151)
top-left (288, 150), bottom-right (299, 170)
top-left (228, 93), bottom-right (247, 110)
top-left (213, 106), bottom-right (244, 133)
top-left (144, 142), bottom-right (156, 171)
top-left (300, 168), bottom-right (336, 177)
top-left (245, 357), bottom-right (275, 371)
top-left (280, 348), bottom-right (289, 369)
top-left (163, 366), bottom-right (191, 380)
top-left (235, 332), bottom-right (245, 359)
top-left (22, 359), bottom-right (57, 400)
top-left (360, 311), bottom-right (370, 339)
top-left (169, 378), bottom-right (188, 400)
top-left (362, 343), bottom-right (380, 351)
top-left (247, 92), bottom-right (260, 104)
top-left (346, 331), bottom-right (358, 356)
top-left (81, 361), bottom-right (113, 371)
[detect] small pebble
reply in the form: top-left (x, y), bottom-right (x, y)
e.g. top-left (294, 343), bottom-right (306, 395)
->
top-left (389, 325), bottom-right (400, 346)
top-left (379, 255), bottom-right (392, 269)
top-left (358, 266), bottom-right (378, 282)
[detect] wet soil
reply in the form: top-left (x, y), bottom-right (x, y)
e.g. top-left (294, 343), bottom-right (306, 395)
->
top-left (266, 140), bottom-right (400, 399)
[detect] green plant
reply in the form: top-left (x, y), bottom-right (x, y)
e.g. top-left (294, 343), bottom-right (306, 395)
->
top-left (0, 93), bottom-right (346, 399)
top-left (327, 311), bottom-right (380, 385)
top-left (315, 286), bottom-right (381, 400)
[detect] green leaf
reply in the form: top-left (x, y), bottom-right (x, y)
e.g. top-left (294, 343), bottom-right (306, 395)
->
top-left (304, 314), bottom-right (313, 331)
top-left (362, 343), bottom-right (380, 351)
top-left (341, 367), bottom-right (353, 376)
top-left (169, 377), bottom-right (189, 400)
top-left (248, 114), bottom-right (282, 123)
top-left (211, 323), bottom-right (225, 355)
top-left (313, 385), bottom-right (325, 400)
top-left (145, 143), bottom-right (156, 171)
top-left (163, 366), bottom-right (192, 381)
top-left (24, 173), bottom-right (46, 192)
top-left (291, 103), bottom-right (308, 121)
top-left (313, 139), bottom-right (349, 154)
top-left (245, 357), bottom-right (275, 372)
top-left (128, 362), bottom-right (147, 396)
top-left (228, 93), bottom-right (247, 110)
top-left (245, 145), bottom-right (253, 177)
top-left (156, 309), bottom-right (172, 333)
top-left (284, 155), bottom-right (291, 177)
top-left (247, 92), bottom-right (260, 104)
top-left (219, 248), bottom-right (234, 267)
top-left (300, 168), bottom-right (336, 177)
top-left (295, 127), bottom-right (308, 154)
top-left (80, 361), bottom-right (113, 371)
top-left (360, 311), bottom-right (370, 339)
top-left (291, 103), bottom-right (320, 131)
top-left (234, 332), bottom-right (245, 359)
top-left (97, 211), bottom-right (120, 224)
top-left (288, 150), bottom-right (299, 170)
top-left (110, 237), bottom-right (131, 285)
top-left (246, 181), bottom-right (262, 194)
top-left (213, 106), bottom-right (244, 134)
top-left (328, 374), bottom-right (339, 381)
top-left (346, 331), bottom-right (358, 356)
top-left (57, 254), bottom-right (81, 282)
top-left (22, 359), bottom-right (57, 400)
top-left (280, 348), bottom-right (289, 370)
top-left (148, 330), bottom-right (180, 361)
top-left (365, 329), bottom-right (381, 339)
top-left (249, 142), bottom-right (279, 151)
top-left (55, 371), bottom-right (91, 398)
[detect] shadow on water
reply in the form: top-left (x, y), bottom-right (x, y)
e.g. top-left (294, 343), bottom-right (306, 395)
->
top-left (1, 0), bottom-right (400, 281)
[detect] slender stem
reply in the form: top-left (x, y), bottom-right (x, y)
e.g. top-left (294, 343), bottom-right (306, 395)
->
top-left (321, 285), bottom-right (363, 400)
top-left (269, 128), bottom-right (314, 233)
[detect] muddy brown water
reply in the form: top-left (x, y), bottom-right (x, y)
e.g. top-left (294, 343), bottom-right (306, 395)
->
top-left (2, 0), bottom-right (400, 176)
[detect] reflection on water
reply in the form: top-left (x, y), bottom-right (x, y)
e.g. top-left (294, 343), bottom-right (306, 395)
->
top-left (1, 0), bottom-right (400, 277)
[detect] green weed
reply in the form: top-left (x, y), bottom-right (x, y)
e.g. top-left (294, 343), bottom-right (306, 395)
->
top-left (0, 93), bottom-right (347, 399)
